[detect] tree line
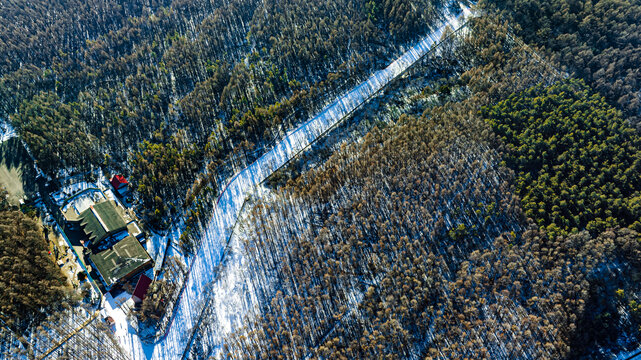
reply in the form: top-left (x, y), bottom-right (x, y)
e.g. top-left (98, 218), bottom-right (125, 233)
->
top-left (482, 0), bottom-right (641, 127)
top-left (204, 12), bottom-right (641, 359)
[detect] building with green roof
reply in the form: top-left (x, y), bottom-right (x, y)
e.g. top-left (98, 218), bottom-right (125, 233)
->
top-left (71, 200), bottom-right (127, 246)
top-left (87, 235), bottom-right (153, 289)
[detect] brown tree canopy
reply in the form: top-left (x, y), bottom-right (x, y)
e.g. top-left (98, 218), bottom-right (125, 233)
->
top-left (0, 206), bottom-right (67, 332)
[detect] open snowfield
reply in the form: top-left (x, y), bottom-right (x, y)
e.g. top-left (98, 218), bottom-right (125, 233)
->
top-left (110, 6), bottom-right (472, 359)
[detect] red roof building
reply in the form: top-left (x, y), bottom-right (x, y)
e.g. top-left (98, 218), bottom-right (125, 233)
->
top-left (110, 175), bottom-right (129, 195)
top-left (132, 274), bottom-right (152, 304)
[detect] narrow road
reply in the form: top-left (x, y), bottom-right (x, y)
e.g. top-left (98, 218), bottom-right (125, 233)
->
top-left (122, 5), bottom-right (472, 360)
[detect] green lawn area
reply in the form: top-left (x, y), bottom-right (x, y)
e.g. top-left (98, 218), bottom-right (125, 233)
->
top-left (0, 137), bottom-right (37, 204)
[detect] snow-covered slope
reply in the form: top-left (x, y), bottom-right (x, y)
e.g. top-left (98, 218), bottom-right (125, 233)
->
top-left (118, 6), bottom-right (472, 359)
top-left (0, 120), bottom-right (16, 143)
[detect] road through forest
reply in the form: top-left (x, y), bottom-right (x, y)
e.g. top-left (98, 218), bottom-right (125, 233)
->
top-left (120, 5), bottom-right (472, 360)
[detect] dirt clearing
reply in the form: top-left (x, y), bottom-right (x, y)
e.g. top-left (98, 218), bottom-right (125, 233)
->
top-left (0, 137), bottom-right (37, 204)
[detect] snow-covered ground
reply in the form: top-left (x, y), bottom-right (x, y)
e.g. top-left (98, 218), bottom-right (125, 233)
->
top-left (52, 182), bottom-right (102, 205)
top-left (104, 292), bottom-right (136, 335)
top-left (60, 189), bottom-right (106, 214)
top-left (615, 349), bottom-right (641, 360)
top-left (110, 6), bottom-right (472, 359)
top-left (0, 120), bottom-right (16, 143)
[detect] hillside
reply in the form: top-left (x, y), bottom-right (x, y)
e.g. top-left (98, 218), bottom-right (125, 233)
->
top-left (1, 0), bottom-right (641, 359)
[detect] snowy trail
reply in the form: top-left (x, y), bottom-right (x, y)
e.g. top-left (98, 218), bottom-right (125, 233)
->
top-left (120, 6), bottom-right (471, 360)
top-left (0, 120), bottom-right (16, 143)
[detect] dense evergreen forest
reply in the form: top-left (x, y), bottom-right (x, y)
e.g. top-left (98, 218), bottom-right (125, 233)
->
top-left (483, 80), bottom-right (641, 237)
top-left (483, 0), bottom-right (641, 126)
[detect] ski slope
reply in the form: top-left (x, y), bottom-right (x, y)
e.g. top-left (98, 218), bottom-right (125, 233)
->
top-left (118, 6), bottom-right (471, 360)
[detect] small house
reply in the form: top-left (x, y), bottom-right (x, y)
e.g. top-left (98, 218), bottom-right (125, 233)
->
top-left (110, 175), bottom-right (129, 196)
top-left (132, 274), bottom-right (152, 304)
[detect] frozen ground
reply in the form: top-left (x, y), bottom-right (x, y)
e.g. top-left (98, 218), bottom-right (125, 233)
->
top-left (0, 120), bottom-right (16, 143)
top-left (109, 6), bottom-right (472, 359)
top-left (104, 292), bottom-right (136, 335)
top-left (615, 350), bottom-right (641, 360)
top-left (60, 189), bottom-right (106, 214)
top-left (52, 182), bottom-right (101, 205)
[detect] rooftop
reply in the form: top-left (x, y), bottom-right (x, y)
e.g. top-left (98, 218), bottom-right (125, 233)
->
top-left (127, 221), bottom-right (143, 239)
top-left (110, 175), bottom-right (128, 190)
top-left (132, 274), bottom-right (152, 302)
top-left (79, 201), bottom-right (127, 244)
top-left (88, 235), bottom-right (153, 288)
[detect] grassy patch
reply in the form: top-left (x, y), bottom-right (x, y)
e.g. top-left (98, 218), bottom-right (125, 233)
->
top-left (0, 137), bottom-right (37, 204)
